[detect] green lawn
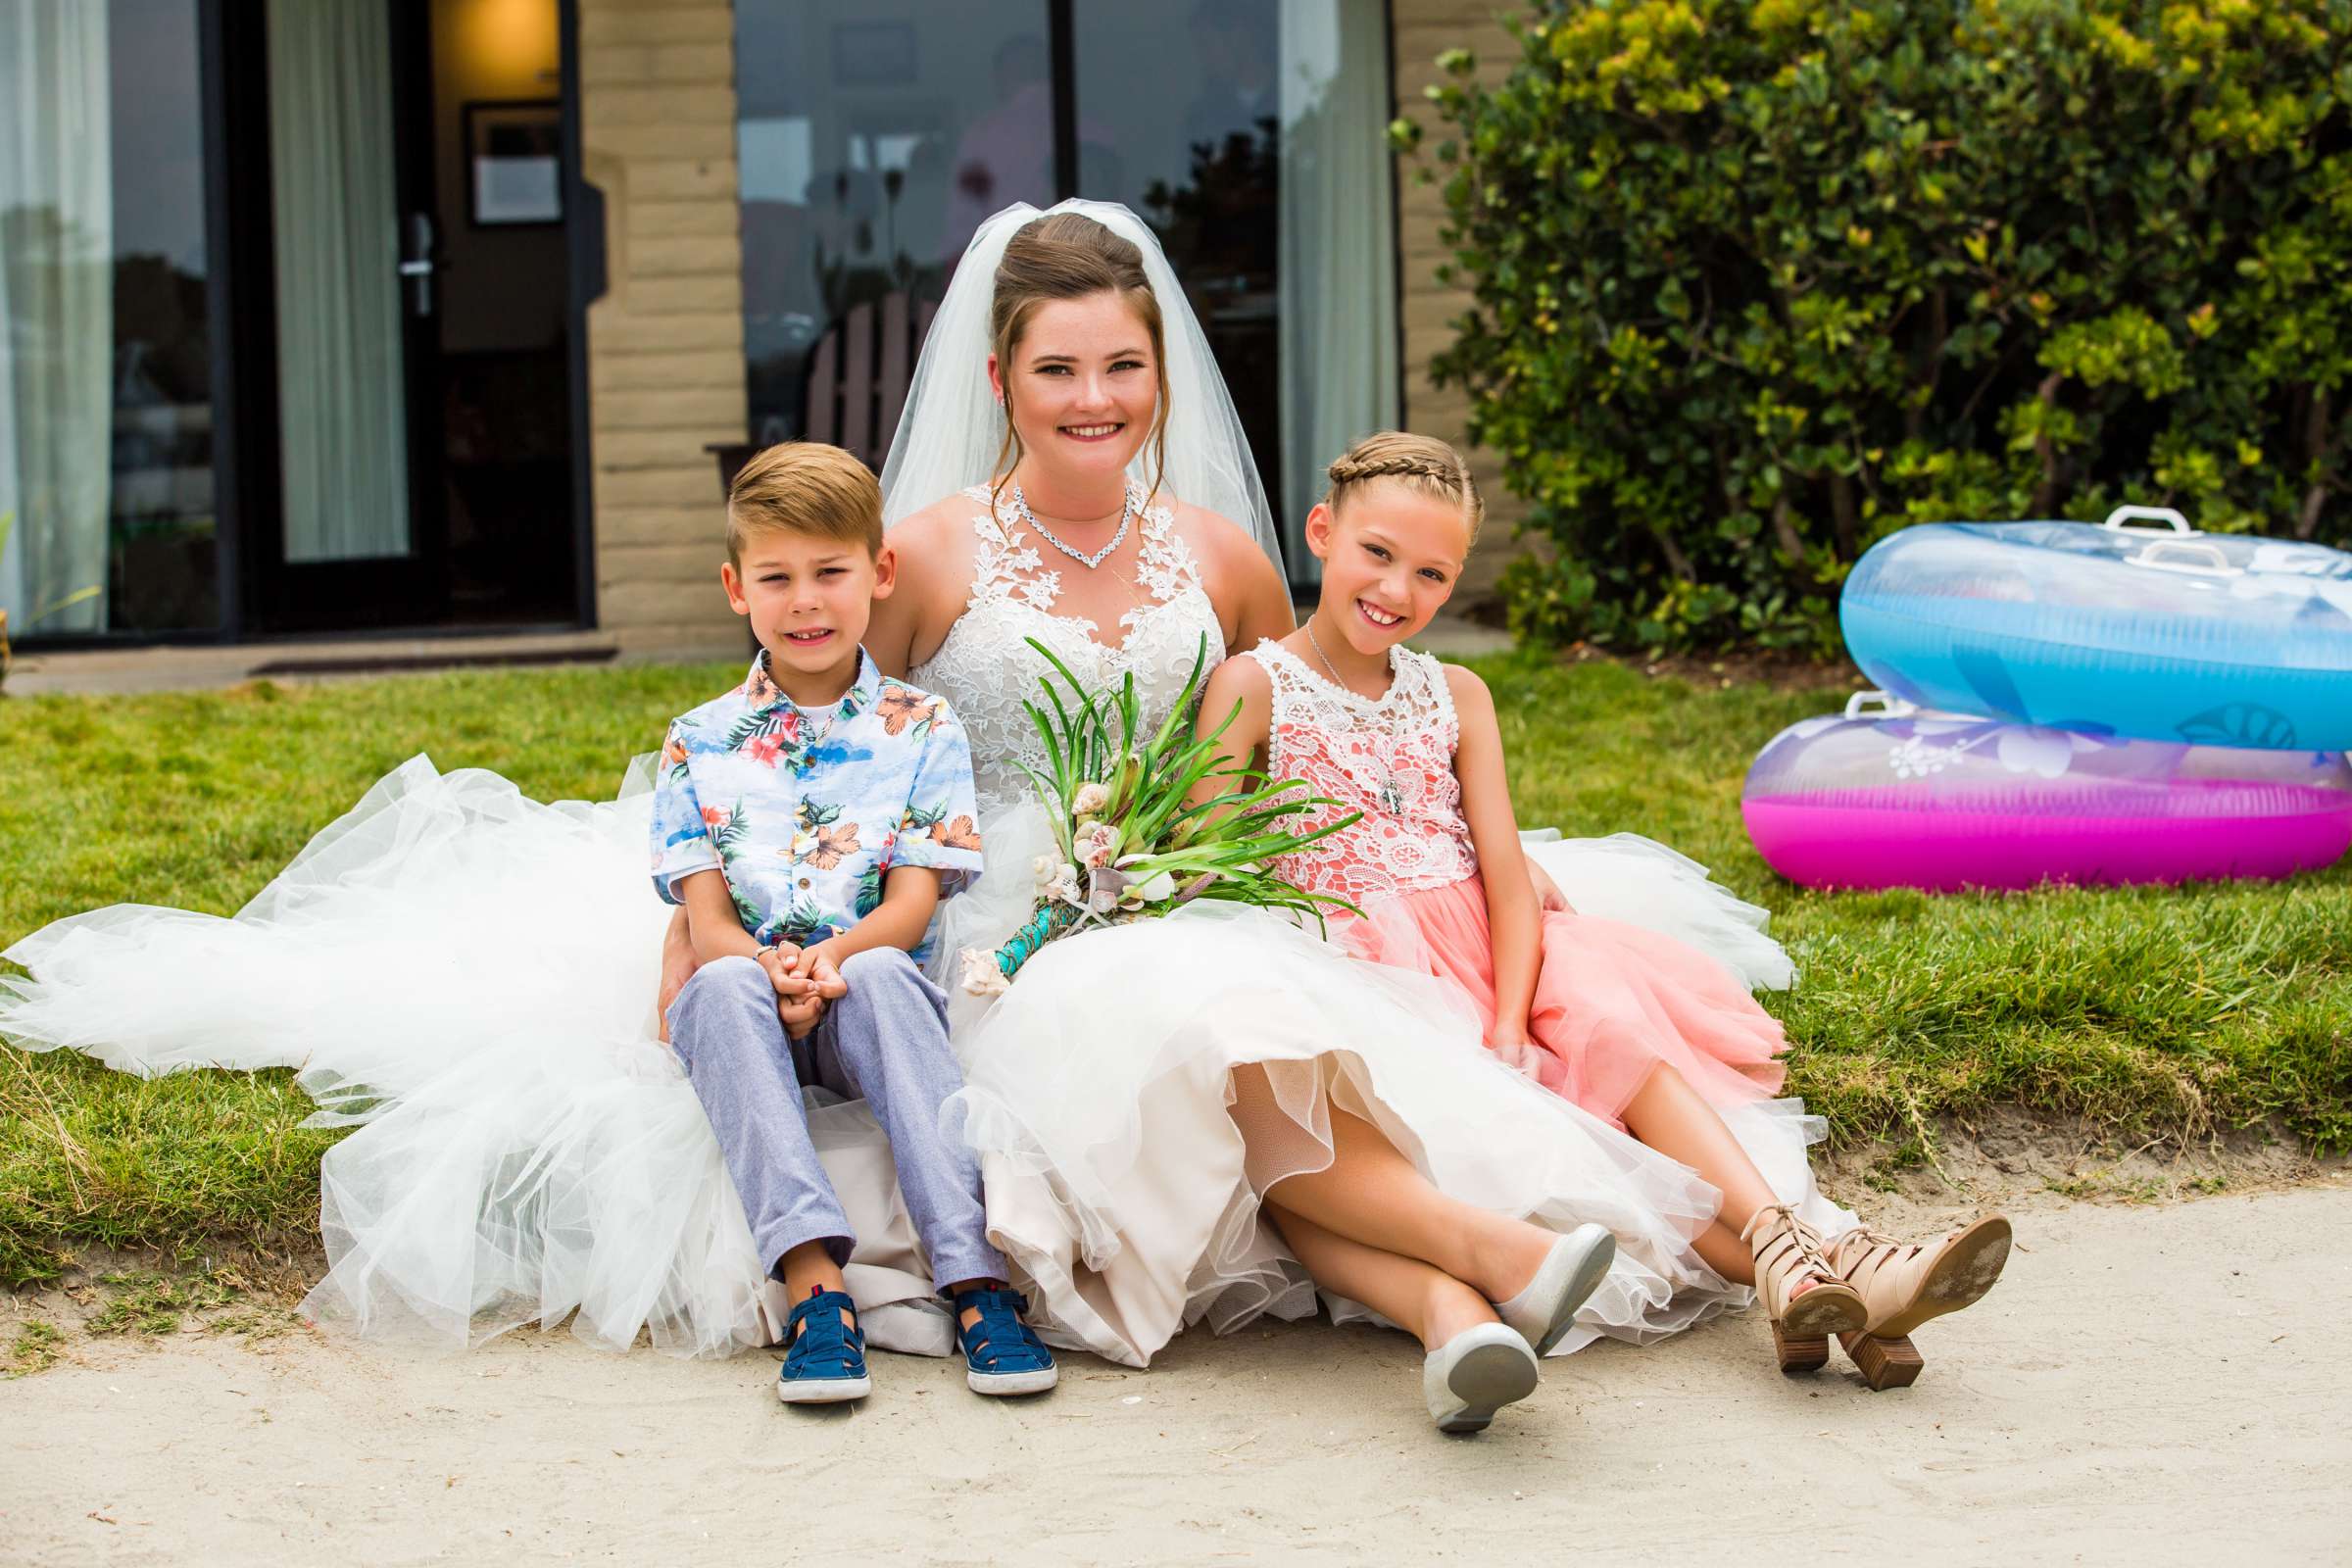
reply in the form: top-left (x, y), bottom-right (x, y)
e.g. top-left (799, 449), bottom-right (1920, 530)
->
top-left (2, 653), bottom-right (2346, 1286)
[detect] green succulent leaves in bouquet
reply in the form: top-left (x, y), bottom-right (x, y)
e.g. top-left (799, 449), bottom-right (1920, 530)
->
top-left (959, 635), bottom-right (1363, 995)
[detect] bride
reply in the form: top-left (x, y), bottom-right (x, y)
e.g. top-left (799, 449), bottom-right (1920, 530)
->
top-left (0, 201), bottom-right (1842, 1430)
top-left (793, 205), bottom-right (1858, 1395)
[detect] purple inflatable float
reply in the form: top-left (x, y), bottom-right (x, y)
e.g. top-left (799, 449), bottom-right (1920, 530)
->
top-left (1741, 693), bottom-right (2352, 892)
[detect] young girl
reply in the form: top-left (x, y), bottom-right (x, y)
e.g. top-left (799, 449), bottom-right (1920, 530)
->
top-left (1198, 432), bottom-right (2014, 1389)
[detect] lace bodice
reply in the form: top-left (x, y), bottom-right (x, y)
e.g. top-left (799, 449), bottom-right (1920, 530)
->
top-left (909, 483), bottom-right (1223, 814)
top-left (1249, 640), bottom-right (1479, 908)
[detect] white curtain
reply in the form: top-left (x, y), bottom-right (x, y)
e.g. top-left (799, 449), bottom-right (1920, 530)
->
top-left (1277, 0), bottom-right (1398, 582)
top-left (0, 0), bottom-right (114, 634)
top-left (268, 0), bottom-right (411, 563)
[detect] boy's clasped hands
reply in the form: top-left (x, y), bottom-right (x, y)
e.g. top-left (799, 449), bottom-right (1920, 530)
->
top-left (755, 940), bottom-right (850, 1038)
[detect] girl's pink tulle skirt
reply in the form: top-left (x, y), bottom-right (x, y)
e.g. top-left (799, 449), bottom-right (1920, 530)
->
top-left (1344, 874), bottom-right (1788, 1129)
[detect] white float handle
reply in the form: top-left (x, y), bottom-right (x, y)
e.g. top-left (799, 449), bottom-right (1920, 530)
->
top-left (2101, 504), bottom-right (2192, 533)
top-left (1844, 690), bottom-right (1919, 719)
top-left (2129, 539), bottom-right (2238, 575)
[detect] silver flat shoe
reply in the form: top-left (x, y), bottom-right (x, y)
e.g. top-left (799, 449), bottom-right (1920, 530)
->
top-left (1493, 1222), bottom-right (1616, 1356)
top-left (1423, 1322), bottom-right (1541, 1435)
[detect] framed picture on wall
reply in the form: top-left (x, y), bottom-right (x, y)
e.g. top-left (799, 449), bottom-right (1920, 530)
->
top-left (465, 99), bottom-right (564, 227)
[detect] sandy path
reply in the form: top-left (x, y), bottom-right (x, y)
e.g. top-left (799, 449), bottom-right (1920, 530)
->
top-left (6, 1180), bottom-right (2348, 1566)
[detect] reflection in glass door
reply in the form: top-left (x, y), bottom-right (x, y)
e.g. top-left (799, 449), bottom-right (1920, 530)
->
top-left (732, 1), bottom-right (1054, 458)
top-left (0, 0), bottom-right (222, 640)
top-left (265, 0), bottom-right (415, 569)
top-left (728, 2), bottom-right (1396, 586)
top-left (247, 0), bottom-right (438, 631)
top-left (1075, 1), bottom-right (1398, 580)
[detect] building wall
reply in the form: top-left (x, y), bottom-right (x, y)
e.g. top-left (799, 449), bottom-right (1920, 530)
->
top-left (1390, 0), bottom-right (1526, 600)
top-left (578, 0), bottom-right (748, 659)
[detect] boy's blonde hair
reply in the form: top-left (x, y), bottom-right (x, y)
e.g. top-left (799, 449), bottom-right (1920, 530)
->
top-left (1324, 431), bottom-right (1485, 545)
top-left (726, 442), bottom-right (884, 565)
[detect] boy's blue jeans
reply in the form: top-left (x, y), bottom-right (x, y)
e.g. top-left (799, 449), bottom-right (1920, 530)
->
top-left (666, 949), bottom-right (1005, 1293)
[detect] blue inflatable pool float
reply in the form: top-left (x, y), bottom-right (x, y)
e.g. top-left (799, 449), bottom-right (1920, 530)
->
top-left (1841, 507), bottom-right (2352, 751)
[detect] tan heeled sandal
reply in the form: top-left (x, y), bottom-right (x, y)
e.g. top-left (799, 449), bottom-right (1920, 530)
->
top-left (1824, 1214), bottom-right (2014, 1391)
top-left (1740, 1204), bottom-right (1868, 1372)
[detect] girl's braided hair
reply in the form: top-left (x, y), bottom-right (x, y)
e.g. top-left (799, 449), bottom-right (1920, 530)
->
top-left (1323, 431), bottom-right (1484, 544)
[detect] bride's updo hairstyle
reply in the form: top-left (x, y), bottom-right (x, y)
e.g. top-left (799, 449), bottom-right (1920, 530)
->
top-left (1324, 431), bottom-right (1486, 545)
top-left (989, 212), bottom-right (1172, 506)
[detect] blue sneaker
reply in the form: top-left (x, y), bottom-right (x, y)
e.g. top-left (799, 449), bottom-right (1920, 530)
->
top-left (949, 1286), bottom-right (1058, 1396)
top-left (776, 1288), bottom-right (870, 1404)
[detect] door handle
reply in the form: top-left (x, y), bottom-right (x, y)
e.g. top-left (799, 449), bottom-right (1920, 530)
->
top-left (400, 212), bottom-right (437, 317)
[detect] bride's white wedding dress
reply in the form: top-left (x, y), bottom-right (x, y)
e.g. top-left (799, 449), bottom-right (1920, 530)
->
top-left (890, 488), bottom-right (1846, 1363)
top-left (0, 484), bottom-right (1845, 1365)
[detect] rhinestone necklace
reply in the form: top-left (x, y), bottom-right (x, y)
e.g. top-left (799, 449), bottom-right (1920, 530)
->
top-left (1012, 481), bottom-right (1138, 570)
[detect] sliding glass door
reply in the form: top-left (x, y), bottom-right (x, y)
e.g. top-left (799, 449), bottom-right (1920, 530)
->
top-left (732, 0), bottom-right (1054, 454)
top-left (729, 0), bottom-right (1398, 584)
top-left (239, 0), bottom-right (441, 630)
top-left (1, 0), bottom-right (584, 648)
top-left (1, 0), bottom-right (221, 639)
top-left (1073, 1), bottom-right (1399, 581)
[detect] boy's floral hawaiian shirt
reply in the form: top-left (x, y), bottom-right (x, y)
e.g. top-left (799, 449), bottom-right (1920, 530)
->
top-left (650, 648), bottom-right (985, 959)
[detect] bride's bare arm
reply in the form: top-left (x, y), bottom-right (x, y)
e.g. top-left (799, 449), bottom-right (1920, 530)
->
top-left (1189, 506), bottom-right (1295, 656)
top-left (1225, 547), bottom-right (1295, 656)
top-left (862, 534), bottom-right (926, 678)
top-left (864, 507), bottom-right (969, 678)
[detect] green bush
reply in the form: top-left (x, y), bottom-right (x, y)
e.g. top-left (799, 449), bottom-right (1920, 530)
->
top-left (1401, 0), bottom-right (2352, 653)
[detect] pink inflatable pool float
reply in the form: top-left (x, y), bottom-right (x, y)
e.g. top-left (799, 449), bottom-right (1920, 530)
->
top-left (1741, 694), bottom-right (2352, 891)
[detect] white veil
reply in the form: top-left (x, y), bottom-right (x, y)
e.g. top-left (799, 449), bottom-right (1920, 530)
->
top-left (877, 199), bottom-right (1283, 575)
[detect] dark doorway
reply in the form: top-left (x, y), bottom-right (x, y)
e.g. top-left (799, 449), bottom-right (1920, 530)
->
top-left (236, 0), bottom-right (578, 635)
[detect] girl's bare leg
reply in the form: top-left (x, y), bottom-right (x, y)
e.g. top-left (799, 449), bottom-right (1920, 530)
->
top-left (1691, 1221), bottom-right (1757, 1287)
top-left (1264, 1201), bottom-right (1496, 1350)
top-left (1621, 1063), bottom-right (1808, 1292)
top-left (1231, 1067), bottom-right (1554, 1303)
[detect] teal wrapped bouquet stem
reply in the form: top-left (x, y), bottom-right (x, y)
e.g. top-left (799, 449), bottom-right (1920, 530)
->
top-left (992, 900), bottom-right (1083, 982)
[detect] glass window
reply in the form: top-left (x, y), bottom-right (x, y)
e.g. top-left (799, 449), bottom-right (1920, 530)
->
top-left (730, 1), bottom-right (1396, 579)
top-left (1075, 1), bottom-right (1283, 542)
top-left (733, 1), bottom-right (1053, 451)
top-left (1, 0), bottom-right (220, 639)
top-left (1076, 0), bottom-right (1396, 576)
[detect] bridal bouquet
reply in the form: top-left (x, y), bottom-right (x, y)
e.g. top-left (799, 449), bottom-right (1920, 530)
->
top-left (958, 638), bottom-right (1360, 996)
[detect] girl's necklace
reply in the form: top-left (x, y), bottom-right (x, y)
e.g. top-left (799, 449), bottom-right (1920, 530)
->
top-left (1304, 621), bottom-right (1392, 700)
top-left (1012, 481), bottom-right (1137, 570)
top-left (1301, 622), bottom-right (1407, 815)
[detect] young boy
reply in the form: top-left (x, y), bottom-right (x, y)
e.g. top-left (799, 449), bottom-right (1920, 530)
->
top-left (651, 442), bottom-right (1055, 1404)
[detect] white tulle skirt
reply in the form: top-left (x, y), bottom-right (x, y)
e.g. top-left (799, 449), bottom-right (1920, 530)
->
top-left (0, 758), bottom-right (958, 1358)
top-left (1, 759), bottom-right (1843, 1365)
top-left (925, 799), bottom-right (1848, 1367)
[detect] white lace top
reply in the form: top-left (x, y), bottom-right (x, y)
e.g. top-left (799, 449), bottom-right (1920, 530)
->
top-left (1246, 639), bottom-right (1480, 907)
top-left (908, 483), bottom-right (1224, 815)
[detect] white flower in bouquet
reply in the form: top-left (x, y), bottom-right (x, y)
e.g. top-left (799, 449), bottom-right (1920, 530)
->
top-left (1074, 820), bottom-right (1122, 870)
top-left (960, 947), bottom-right (1011, 998)
top-left (1071, 780), bottom-right (1112, 818)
